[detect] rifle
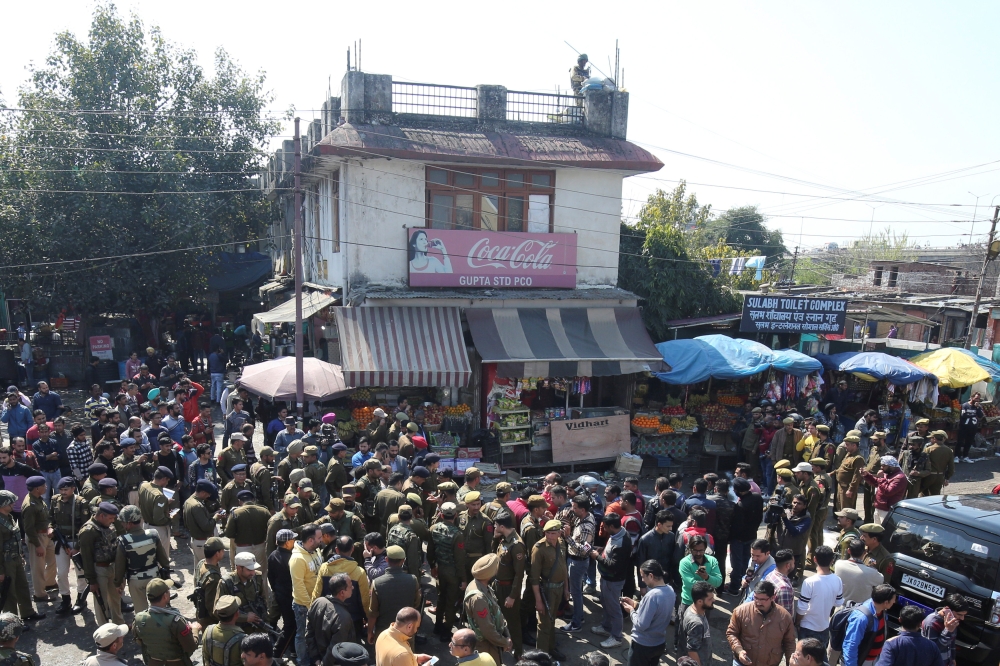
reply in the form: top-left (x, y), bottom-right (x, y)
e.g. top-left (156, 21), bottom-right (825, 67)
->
top-left (0, 576), bottom-right (11, 613)
top-left (93, 582), bottom-right (110, 621)
top-left (251, 618), bottom-right (281, 642)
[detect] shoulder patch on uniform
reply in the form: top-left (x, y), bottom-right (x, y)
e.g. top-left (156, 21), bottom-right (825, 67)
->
top-left (486, 524), bottom-right (494, 533)
top-left (456, 541), bottom-right (464, 548)
top-left (477, 608), bottom-right (488, 618)
top-left (516, 553), bottom-right (523, 560)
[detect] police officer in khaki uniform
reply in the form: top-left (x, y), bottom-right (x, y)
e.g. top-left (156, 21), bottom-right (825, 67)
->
top-left (323, 497), bottom-right (367, 546)
top-left (220, 465), bottom-right (255, 520)
top-left (0, 490), bottom-right (41, 621)
top-left (529, 520), bottom-right (567, 661)
top-left (194, 537), bottom-right (226, 625)
top-left (91, 478), bottom-right (126, 535)
top-left (483, 483), bottom-right (514, 523)
top-left (808, 458), bottom-right (833, 564)
top-left (835, 435), bottom-right (865, 511)
top-left (427, 501), bottom-right (466, 639)
top-left (22, 476), bottom-right (57, 602)
top-left (861, 432), bottom-right (889, 523)
top-left (302, 446), bottom-right (327, 499)
top-left (368, 545), bottom-right (421, 642)
top-left (899, 435), bottom-right (930, 499)
top-left (113, 438), bottom-right (150, 506)
top-left (459, 491), bottom-right (494, 583)
top-left (139, 467), bottom-right (177, 560)
top-left (217, 434), bottom-right (248, 487)
top-left (276, 440), bottom-right (305, 498)
top-left (494, 514), bottom-right (525, 659)
top-left (50, 475), bottom-right (90, 615)
top-left (923, 430), bottom-right (956, 496)
top-left (324, 443), bottom-right (350, 500)
top-left (457, 468), bottom-right (482, 503)
top-left (133, 578), bottom-right (201, 666)
top-left (114, 505), bottom-right (170, 613)
top-left (289, 479), bottom-right (322, 525)
top-left (185, 480), bottom-right (223, 574)
top-left (834, 508), bottom-right (862, 559)
top-left (792, 462), bottom-right (821, 575)
top-left (201, 595), bottom-right (245, 666)
top-left (375, 474), bottom-right (408, 537)
top-left (223, 490), bottom-right (270, 583)
top-left (79, 502), bottom-right (124, 625)
top-left (463, 554), bottom-right (512, 665)
top-left (250, 447), bottom-right (277, 512)
top-left (81, 463), bottom-right (109, 504)
top-left (265, 497), bottom-right (301, 556)
top-left (860, 523), bottom-right (895, 583)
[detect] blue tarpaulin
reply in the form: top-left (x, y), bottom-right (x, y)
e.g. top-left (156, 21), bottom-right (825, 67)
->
top-left (205, 252), bottom-right (272, 292)
top-left (815, 352), bottom-right (860, 371)
top-left (836, 351), bottom-right (935, 385)
top-left (654, 335), bottom-right (822, 384)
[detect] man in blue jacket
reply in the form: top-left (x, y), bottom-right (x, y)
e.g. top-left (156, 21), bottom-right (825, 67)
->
top-left (876, 604), bottom-right (943, 666)
top-left (31, 381), bottom-right (64, 420)
top-left (841, 584), bottom-right (896, 666)
top-left (1, 392), bottom-right (33, 443)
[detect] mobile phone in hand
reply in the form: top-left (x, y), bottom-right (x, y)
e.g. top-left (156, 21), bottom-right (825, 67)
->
top-left (428, 658), bottom-right (439, 666)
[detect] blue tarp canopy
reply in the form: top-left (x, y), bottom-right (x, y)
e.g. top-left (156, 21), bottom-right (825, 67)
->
top-left (815, 352), bottom-right (860, 371)
top-left (836, 351), bottom-right (936, 385)
top-left (205, 252), bottom-right (272, 292)
top-left (956, 348), bottom-right (1000, 384)
top-left (654, 334), bottom-right (822, 385)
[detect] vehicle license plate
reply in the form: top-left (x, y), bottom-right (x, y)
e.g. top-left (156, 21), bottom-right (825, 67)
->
top-left (898, 595), bottom-right (934, 615)
top-left (901, 573), bottom-right (945, 600)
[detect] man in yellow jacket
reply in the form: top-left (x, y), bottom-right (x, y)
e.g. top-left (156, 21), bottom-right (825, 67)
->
top-left (312, 535), bottom-right (373, 638)
top-left (288, 524), bottom-right (322, 666)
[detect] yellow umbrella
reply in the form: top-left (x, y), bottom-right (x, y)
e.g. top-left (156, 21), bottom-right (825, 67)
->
top-left (910, 348), bottom-right (990, 388)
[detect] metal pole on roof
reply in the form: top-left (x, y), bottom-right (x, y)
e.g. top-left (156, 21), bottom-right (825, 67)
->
top-left (294, 118), bottom-right (305, 418)
top-left (965, 205), bottom-right (1000, 349)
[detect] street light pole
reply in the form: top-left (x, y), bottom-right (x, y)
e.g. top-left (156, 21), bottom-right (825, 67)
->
top-left (965, 205), bottom-right (1000, 349)
top-left (293, 118), bottom-right (304, 418)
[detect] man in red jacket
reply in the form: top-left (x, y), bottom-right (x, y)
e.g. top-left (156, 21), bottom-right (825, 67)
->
top-left (860, 456), bottom-right (908, 524)
top-left (177, 377), bottom-right (206, 424)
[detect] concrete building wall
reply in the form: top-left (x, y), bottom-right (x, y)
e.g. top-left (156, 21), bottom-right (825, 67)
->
top-left (552, 167), bottom-right (624, 287)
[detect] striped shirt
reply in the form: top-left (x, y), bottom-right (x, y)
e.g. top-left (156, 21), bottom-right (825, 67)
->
top-left (566, 513), bottom-right (596, 558)
top-left (66, 439), bottom-right (95, 480)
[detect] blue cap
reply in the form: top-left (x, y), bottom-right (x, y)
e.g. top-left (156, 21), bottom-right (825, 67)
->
top-left (237, 489), bottom-right (255, 501)
top-left (88, 463), bottom-right (108, 476)
top-left (98, 477), bottom-right (118, 488)
top-left (231, 464), bottom-right (247, 473)
top-left (57, 476), bottom-right (76, 489)
top-left (332, 443), bottom-right (348, 452)
top-left (120, 437), bottom-right (137, 448)
top-left (424, 453), bottom-right (441, 464)
top-left (26, 476), bottom-right (46, 489)
top-left (156, 466), bottom-right (175, 479)
top-left (411, 466), bottom-right (430, 479)
top-left (196, 480), bottom-right (218, 494)
top-left (98, 502), bottom-right (120, 515)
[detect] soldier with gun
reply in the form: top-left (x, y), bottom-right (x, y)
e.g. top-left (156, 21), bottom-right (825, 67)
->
top-left (50, 475), bottom-right (90, 614)
top-left (201, 595), bottom-right (245, 666)
top-left (0, 490), bottom-right (42, 621)
top-left (78, 502), bottom-right (125, 625)
top-left (190, 537), bottom-right (226, 626)
top-left (114, 505), bottom-right (170, 613)
top-left (215, 552), bottom-right (268, 634)
top-left (22, 476), bottom-right (57, 604)
top-left (133, 578), bottom-right (201, 666)
top-left (184, 480), bottom-right (223, 572)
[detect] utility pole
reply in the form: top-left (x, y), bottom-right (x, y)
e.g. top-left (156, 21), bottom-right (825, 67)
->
top-left (293, 118), bottom-right (304, 418)
top-left (965, 205), bottom-right (1000, 349)
top-left (788, 246), bottom-right (799, 291)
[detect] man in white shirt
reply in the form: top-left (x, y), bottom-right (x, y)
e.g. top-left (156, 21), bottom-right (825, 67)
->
top-left (834, 539), bottom-right (884, 606)
top-left (796, 545), bottom-right (843, 649)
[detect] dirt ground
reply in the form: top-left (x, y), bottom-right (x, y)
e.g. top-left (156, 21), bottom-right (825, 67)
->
top-left (19, 389), bottom-right (1000, 665)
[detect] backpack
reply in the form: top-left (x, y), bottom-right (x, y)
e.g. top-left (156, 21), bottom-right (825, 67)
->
top-left (829, 603), bottom-right (874, 652)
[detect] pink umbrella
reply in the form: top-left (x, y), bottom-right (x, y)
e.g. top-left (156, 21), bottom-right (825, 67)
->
top-left (238, 356), bottom-right (354, 401)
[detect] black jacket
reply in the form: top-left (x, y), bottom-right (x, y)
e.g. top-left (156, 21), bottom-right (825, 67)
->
top-left (595, 531), bottom-right (632, 582)
top-left (267, 548), bottom-right (294, 606)
top-left (634, 529), bottom-right (676, 587)
top-left (730, 492), bottom-right (765, 542)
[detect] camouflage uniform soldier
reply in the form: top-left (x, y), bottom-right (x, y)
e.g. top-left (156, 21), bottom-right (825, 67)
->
top-left (114, 505), bottom-right (170, 613)
top-left (427, 502), bottom-right (467, 639)
top-left (0, 613), bottom-right (33, 666)
top-left (386, 505), bottom-right (423, 577)
top-left (0, 491), bottom-right (39, 621)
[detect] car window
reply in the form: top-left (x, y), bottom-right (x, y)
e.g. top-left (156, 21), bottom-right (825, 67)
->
top-left (887, 514), bottom-right (999, 590)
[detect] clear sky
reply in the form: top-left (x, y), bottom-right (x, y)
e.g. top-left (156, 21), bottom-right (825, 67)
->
top-left (3, 1), bottom-right (999, 256)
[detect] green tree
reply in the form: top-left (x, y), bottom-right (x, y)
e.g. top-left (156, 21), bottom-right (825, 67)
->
top-left (619, 185), bottom-right (742, 341)
top-left (694, 205), bottom-right (786, 266)
top-left (795, 228), bottom-right (917, 285)
top-left (0, 4), bottom-right (279, 314)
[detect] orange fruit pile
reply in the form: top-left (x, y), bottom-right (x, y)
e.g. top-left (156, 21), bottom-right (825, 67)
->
top-left (632, 415), bottom-right (660, 428)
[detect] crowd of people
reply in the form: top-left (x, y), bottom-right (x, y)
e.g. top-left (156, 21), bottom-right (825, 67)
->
top-left (0, 361), bottom-right (981, 666)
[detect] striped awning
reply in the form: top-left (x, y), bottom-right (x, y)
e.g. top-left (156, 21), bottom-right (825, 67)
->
top-left (466, 307), bottom-right (665, 377)
top-left (334, 306), bottom-right (472, 387)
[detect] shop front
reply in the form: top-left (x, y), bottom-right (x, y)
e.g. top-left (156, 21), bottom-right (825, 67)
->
top-left (466, 306), bottom-right (664, 469)
top-left (252, 290), bottom-right (339, 360)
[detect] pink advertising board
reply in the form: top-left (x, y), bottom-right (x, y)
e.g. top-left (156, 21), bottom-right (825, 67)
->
top-left (407, 229), bottom-right (577, 288)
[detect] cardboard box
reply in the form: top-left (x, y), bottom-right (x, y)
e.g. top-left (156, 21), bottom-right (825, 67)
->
top-left (437, 458), bottom-right (456, 471)
top-left (457, 447), bottom-right (483, 459)
top-left (455, 458), bottom-right (480, 472)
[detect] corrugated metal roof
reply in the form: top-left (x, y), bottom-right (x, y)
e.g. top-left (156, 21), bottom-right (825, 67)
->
top-left (315, 123), bottom-right (663, 172)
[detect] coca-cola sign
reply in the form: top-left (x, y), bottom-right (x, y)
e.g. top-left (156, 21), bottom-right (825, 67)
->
top-left (407, 229), bottom-right (577, 288)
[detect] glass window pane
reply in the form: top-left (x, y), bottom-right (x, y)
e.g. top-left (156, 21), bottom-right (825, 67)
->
top-left (431, 194), bottom-right (453, 229)
top-left (531, 173), bottom-right (551, 188)
top-left (455, 172), bottom-right (474, 187)
top-left (480, 195), bottom-right (499, 231)
top-left (528, 194), bottom-right (550, 233)
top-left (455, 194), bottom-right (474, 229)
top-left (507, 173), bottom-right (524, 188)
top-left (507, 196), bottom-right (525, 232)
top-left (482, 172), bottom-right (500, 188)
top-left (428, 169), bottom-right (448, 184)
